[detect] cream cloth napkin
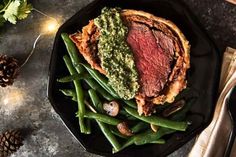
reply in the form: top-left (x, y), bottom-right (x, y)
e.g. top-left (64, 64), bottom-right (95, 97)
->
top-left (189, 47), bottom-right (236, 157)
top-left (226, 0), bottom-right (236, 5)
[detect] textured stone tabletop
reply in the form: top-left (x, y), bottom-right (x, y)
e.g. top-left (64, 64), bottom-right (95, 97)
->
top-left (0, 0), bottom-right (235, 157)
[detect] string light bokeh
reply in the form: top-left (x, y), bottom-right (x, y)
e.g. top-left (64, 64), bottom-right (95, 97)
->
top-left (1, 8), bottom-right (61, 109)
top-left (43, 19), bottom-right (60, 34)
top-left (20, 9), bottom-right (61, 68)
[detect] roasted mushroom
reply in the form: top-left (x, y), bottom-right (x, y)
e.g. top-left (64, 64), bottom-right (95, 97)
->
top-left (117, 122), bottom-right (133, 136)
top-left (103, 101), bottom-right (120, 117)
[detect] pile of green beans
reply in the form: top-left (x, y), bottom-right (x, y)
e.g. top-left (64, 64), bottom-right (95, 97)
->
top-left (58, 33), bottom-right (191, 153)
top-left (123, 106), bottom-right (188, 131)
top-left (88, 89), bottom-right (121, 151)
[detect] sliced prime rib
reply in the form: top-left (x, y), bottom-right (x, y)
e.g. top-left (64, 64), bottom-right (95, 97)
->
top-left (70, 10), bottom-right (190, 116)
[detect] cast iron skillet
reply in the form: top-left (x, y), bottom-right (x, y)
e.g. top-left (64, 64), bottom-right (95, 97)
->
top-left (47, 0), bottom-right (220, 156)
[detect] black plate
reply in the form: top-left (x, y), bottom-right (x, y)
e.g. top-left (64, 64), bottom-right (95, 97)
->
top-left (47, 0), bottom-right (220, 156)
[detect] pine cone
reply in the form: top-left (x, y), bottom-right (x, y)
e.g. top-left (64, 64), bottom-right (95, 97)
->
top-left (0, 130), bottom-right (23, 157)
top-left (0, 55), bottom-right (19, 87)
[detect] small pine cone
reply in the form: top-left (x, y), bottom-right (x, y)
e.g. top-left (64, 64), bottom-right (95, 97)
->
top-left (0, 55), bottom-right (19, 87)
top-left (0, 130), bottom-right (23, 157)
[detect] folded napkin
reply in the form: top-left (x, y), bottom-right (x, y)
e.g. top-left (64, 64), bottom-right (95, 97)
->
top-left (189, 47), bottom-right (236, 157)
top-left (231, 140), bottom-right (236, 157)
top-left (226, 0), bottom-right (236, 5)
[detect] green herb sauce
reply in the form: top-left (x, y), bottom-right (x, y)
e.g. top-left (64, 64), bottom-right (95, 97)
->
top-left (94, 7), bottom-right (139, 100)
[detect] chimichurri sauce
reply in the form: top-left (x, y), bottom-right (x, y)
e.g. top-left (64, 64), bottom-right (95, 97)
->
top-left (94, 7), bottom-right (139, 100)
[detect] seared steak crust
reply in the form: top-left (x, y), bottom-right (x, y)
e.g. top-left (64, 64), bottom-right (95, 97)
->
top-left (70, 20), bottom-right (105, 75)
top-left (70, 9), bottom-right (190, 116)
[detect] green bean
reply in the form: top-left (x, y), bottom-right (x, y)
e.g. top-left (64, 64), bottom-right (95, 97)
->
top-left (124, 100), bottom-right (137, 109)
top-left (58, 74), bottom-right (114, 101)
top-left (85, 78), bottom-right (114, 101)
top-left (112, 137), bottom-right (135, 153)
top-left (63, 55), bottom-right (87, 133)
top-left (97, 122), bottom-right (121, 151)
top-left (129, 99), bottom-right (195, 145)
top-left (83, 112), bottom-right (121, 125)
top-left (112, 135), bottom-right (165, 153)
top-left (61, 33), bottom-right (87, 133)
top-left (119, 109), bottom-right (137, 120)
top-left (119, 108), bottom-right (137, 119)
top-left (133, 128), bottom-right (175, 145)
top-left (119, 109), bottom-right (130, 117)
top-left (61, 33), bottom-right (84, 74)
top-left (71, 97), bottom-right (77, 102)
top-left (59, 89), bottom-right (76, 97)
top-left (131, 122), bottom-right (149, 133)
top-left (88, 91), bottom-right (121, 151)
top-left (110, 127), bottom-right (128, 139)
top-left (57, 74), bottom-right (79, 83)
top-left (123, 106), bottom-right (188, 131)
top-left (85, 119), bottom-right (91, 134)
top-left (60, 89), bottom-right (77, 102)
top-left (150, 139), bottom-right (165, 144)
top-left (88, 89), bottom-right (104, 113)
top-left (57, 73), bottom-right (90, 83)
top-left (58, 76), bottom-right (114, 101)
top-left (82, 63), bottom-right (119, 98)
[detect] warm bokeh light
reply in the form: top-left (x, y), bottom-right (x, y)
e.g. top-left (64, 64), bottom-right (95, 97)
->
top-left (0, 86), bottom-right (28, 115)
top-left (43, 19), bottom-right (60, 34)
top-left (3, 88), bottom-right (25, 106)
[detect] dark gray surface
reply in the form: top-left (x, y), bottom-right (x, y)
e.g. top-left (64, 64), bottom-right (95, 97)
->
top-left (0, 0), bottom-right (235, 157)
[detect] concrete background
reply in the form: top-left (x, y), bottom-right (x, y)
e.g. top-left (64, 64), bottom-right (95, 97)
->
top-left (0, 0), bottom-right (235, 156)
